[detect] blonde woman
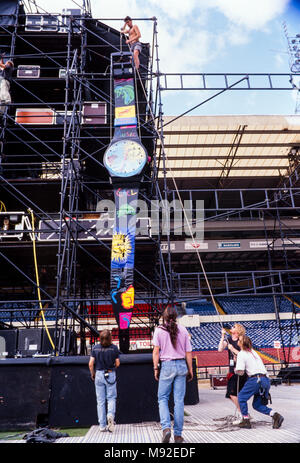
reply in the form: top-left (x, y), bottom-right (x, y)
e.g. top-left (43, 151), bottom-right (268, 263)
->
top-left (218, 323), bottom-right (248, 424)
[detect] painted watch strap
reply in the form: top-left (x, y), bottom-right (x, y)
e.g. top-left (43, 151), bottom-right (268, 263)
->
top-left (109, 74), bottom-right (141, 340)
top-left (110, 187), bottom-right (139, 330)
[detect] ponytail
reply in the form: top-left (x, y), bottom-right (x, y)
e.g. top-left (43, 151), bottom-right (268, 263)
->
top-left (161, 306), bottom-right (178, 348)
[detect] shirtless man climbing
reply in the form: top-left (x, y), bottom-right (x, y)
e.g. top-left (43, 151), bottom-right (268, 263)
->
top-left (121, 16), bottom-right (142, 70)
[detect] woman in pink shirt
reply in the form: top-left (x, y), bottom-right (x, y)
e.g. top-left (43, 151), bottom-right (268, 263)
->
top-left (152, 306), bottom-right (193, 443)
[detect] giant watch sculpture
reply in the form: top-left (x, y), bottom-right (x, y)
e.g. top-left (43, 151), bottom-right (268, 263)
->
top-left (103, 53), bottom-right (147, 353)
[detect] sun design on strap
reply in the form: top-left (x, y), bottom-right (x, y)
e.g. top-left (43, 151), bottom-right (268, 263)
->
top-left (112, 233), bottom-right (132, 262)
top-left (121, 285), bottom-right (135, 309)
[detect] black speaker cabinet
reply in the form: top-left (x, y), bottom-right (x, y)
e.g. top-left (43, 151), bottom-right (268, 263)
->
top-left (18, 328), bottom-right (42, 357)
top-left (42, 328), bottom-right (77, 355)
top-left (0, 330), bottom-right (18, 358)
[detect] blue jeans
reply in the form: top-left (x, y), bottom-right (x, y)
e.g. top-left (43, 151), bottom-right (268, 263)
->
top-left (95, 370), bottom-right (117, 427)
top-left (238, 376), bottom-right (272, 417)
top-left (158, 359), bottom-right (188, 436)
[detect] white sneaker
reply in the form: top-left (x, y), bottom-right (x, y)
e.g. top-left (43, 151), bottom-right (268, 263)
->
top-left (107, 415), bottom-right (115, 432)
top-left (232, 415), bottom-right (243, 425)
top-left (232, 413), bottom-right (252, 425)
top-left (99, 426), bottom-right (106, 432)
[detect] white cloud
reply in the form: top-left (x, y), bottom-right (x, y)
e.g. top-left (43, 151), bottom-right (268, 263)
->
top-left (224, 23), bottom-right (252, 46)
top-left (209, 0), bottom-right (289, 31)
top-left (20, 0), bottom-right (293, 114)
top-left (147, 0), bottom-right (198, 20)
top-left (275, 52), bottom-right (285, 67)
top-left (24, 0), bottom-right (290, 73)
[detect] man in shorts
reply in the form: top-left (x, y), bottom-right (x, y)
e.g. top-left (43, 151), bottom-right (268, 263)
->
top-left (121, 16), bottom-right (142, 70)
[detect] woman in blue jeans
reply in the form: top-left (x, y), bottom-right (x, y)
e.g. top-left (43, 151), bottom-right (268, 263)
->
top-left (236, 335), bottom-right (284, 429)
top-left (89, 330), bottom-right (120, 432)
top-left (152, 306), bottom-right (193, 443)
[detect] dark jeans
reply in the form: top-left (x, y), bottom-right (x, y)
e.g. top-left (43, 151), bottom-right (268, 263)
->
top-left (238, 376), bottom-right (272, 417)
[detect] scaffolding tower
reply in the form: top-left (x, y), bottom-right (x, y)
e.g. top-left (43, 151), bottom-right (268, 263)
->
top-left (0, 1), bottom-right (168, 354)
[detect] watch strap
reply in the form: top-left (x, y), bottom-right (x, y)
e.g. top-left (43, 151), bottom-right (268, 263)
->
top-left (110, 187), bottom-right (139, 330)
top-left (114, 77), bottom-right (137, 127)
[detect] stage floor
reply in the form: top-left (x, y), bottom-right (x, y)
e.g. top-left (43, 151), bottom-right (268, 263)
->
top-left (2, 383), bottom-right (300, 444)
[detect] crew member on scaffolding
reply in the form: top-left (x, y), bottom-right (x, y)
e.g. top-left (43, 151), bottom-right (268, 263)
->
top-left (218, 323), bottom-right (248, 425)
top-left (121, 16), bottom-right (142, 70)
top-left (0, 57), bottom-right (13, 113)
top-left (236, 335), bottom-right (284, 429)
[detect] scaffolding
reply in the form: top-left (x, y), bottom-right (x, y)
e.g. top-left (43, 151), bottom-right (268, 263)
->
top-left (0, 1), bottom-right (167, 354)
top-left (0, 1), bottom-right (300, 357)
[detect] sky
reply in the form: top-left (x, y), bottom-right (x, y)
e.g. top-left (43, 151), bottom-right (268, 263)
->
top-left (24, 0), bottom-right (300, 116)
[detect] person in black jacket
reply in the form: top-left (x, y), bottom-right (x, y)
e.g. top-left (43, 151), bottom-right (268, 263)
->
top-left (89, 329), bottom-right (120, 432)
top-left (218, 323), bottom-right (248, 424)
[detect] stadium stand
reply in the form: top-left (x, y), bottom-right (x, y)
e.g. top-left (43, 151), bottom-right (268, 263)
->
top-left (187, 323), bottom-right (221, 350)
top-left (187, 320), bottom-right (299, 351)
top-left (86, 303), bottom-right (159, 318)
top-left (285, 296), bottom-right (300, 311)
top-left (0, 300), bottom-right (160, 324)
top-left (216, 296), bottom-right (294, 314)
top-left (192, 348), bottom-right (298, 368)
top-left (185, 295), bottom-right (299, 316)
top-left (0, 300), bottom-right (69, 323)
top-left (0, 301), bottom-right (38, 323)
top-left (186, 299), bottom-right (217, 316)
top-left (111, 327), bottom-right (151, 338)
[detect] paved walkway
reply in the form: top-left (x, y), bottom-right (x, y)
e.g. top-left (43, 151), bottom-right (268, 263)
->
top-left (2, 383), bottom-right (300, 444)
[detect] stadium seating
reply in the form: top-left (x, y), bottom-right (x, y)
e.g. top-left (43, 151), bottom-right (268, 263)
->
top-left (111, 327), bottom-right (151, 340)
top-left (184, 296), bottom-right (297, 316)
top-left (192, 348), bottom-right (298, 367)
top-left (86, 302), bottom-right (159, 318)
top-left (216, 296), bottom-right (294, 315)
top-left (287, 296), bottom-right (300, 310)
top-left (0, 301), bottom-right (38, 323)
top-left (0, 300), bottom-right (69, 323)
top-left (187, 320), bottom-right (299, 351)
top-left (187, 323), bottom-right (221, 350)
top-left (186, 299), bottom-right (217, 316)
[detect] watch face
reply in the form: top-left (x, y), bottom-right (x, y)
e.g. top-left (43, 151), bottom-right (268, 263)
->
top-left (104, 139), bottom-right (147, 177)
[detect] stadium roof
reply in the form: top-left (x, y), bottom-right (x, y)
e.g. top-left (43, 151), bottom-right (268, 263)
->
top-left (157, 115), bottom-right (300, 179)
